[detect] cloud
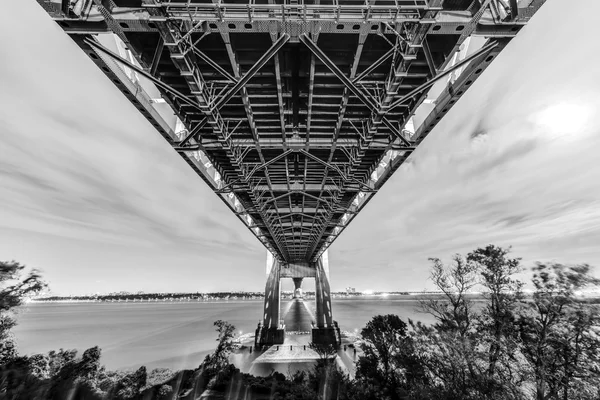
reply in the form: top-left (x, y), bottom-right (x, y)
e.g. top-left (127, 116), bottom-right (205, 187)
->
top-left (0, 2), bottom-right (265, 296)
top-left (329, 0), bottom-right (600, 289)
top-left (2, 0), bottom-right (600, 295)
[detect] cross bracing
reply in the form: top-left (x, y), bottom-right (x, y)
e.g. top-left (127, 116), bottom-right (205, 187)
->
top-left (38, 0), bottom-right (545, 263)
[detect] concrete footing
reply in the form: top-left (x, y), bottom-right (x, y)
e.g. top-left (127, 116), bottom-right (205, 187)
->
top-left (255, 325), bottom-right (285, 346)
top-left (311, 323), bottom-right (341, 347)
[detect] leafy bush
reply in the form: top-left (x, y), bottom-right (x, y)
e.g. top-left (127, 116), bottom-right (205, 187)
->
top-left (1, 250), bottom-right (599, 400)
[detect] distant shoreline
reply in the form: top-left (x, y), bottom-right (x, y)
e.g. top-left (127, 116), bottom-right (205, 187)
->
top-left (31, 292), bottom-right (436, 303)
top-left (30, 292), bottom-right (600, 304)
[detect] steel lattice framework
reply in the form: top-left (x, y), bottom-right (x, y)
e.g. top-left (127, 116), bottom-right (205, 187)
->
top-left (37, 0), bottom-right (545, 264)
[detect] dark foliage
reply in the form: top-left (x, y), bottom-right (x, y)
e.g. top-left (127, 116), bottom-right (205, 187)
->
top-left (1, 260), bottom-right (46, 365)
top-left (1, 249), bottom-right (599, 399)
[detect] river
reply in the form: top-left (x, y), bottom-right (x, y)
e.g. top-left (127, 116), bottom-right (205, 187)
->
top-left (13, 297), bottom-right (436, 371)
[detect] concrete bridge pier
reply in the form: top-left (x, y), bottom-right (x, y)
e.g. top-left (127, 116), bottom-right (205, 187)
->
top-left (312, 251), bottom-right (341, 347)
top-left (292, 278), bottom-right (303, 299)
top-left (255, 250), bottom-right (340, 347)
top-left (255, 253), bottom-right (285, 346)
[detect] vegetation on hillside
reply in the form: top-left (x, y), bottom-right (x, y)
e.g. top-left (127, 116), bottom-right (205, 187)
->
top-left (1, 245), bottom-right (599, 399)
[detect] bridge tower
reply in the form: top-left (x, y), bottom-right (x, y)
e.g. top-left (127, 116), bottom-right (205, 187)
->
top-left (255, 250), bottom-right (340, 347)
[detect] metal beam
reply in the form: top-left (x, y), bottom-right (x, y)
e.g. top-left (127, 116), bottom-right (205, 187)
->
top-left (143, 3), bottom-right (289, 260)
top-left (421, 38), bottom-right (437, 78)
top-left (509, 0), bottom-right (519, 20)
top-left (310, 3), bottom-right (444, 261)
top-left (299, 29), bottom-right (413, 259)
top-left (213, 20), bottom-right (292, 257)
top-left (271, 33), bottom-right (287, 146)
top-left (300, 34), bottom-right (376, 110)
top-left (386, 41), bottom-right (499, 112)
top-left (352, 46), bottom-right (395, 84)
top-left (192, 49), bottom-right (238, 83)
top-left (213, 34), bottom-right (290, 111)
top-left (178, 118), bottom-right (208, 146)
top-left (141, 2), bottom-right (437, 24)
top-left (299, 150), bottom-right (347, 181)
top-left (299, 34), bottom-right (411, 147)
top-left (247, 149), bottom-right (293, 180)
top-left (84, 38), bottom-right (203, 113)
top-left (150, 36), bottom-right (164, 76)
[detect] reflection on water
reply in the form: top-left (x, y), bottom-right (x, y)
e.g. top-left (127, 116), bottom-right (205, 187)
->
top-left (14, 297), bottom-right (435, 371)
top-left (282, 299), bottom-right (314, 332)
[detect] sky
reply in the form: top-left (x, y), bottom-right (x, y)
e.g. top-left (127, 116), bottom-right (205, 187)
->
top-left (1, 0), bottom-right (600, 295)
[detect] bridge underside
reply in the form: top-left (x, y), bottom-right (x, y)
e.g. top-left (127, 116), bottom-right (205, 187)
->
top-left (38, 0), bottom-right (544, 346)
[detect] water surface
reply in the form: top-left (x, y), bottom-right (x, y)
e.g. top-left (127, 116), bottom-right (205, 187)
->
top-left (14, 297), bottom-right (434, 370)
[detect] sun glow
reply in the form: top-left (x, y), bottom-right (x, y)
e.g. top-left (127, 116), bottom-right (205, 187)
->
top-left (534, 102), bottom-right (593, 140)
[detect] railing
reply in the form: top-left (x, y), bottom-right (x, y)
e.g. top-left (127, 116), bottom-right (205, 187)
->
top-left (243, 343), bottom-right (358, 353)
top-left (144, 0), bottom-right (438, 23)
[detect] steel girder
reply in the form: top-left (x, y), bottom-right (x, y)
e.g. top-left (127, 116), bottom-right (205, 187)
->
top-left (37, 0), bottom-right (547, 263)
top-left (142, 0), bottom-right (293, 259)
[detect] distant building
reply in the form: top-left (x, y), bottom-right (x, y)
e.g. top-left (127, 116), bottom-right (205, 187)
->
top-left (346, 287), bottom-right (356, 294)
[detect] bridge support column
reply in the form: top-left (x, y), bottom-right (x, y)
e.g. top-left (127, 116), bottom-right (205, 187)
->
top-left (312, 251), bottom-right (341, 347)
top-left (293, 278), bottom-right (303, 299)
top-left (255, 252), bottom-right (285, 347)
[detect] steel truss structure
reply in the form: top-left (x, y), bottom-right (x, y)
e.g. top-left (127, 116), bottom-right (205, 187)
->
top-left (38, 0), bottom-right (545, 264)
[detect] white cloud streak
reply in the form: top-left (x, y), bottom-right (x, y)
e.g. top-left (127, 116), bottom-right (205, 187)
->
top-left (1, 0), bottom-right (600, 294)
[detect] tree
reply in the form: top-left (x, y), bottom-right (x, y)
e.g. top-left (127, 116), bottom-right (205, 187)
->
top-left (420, 255), bottom-right (478, 337)
top-left (416, 248), bottom-right (524, 399)
top-left (112, 365), bottom-right (147, 399)
top-left (309, 342), bottom-right (337, 364)
top-left (203, 320), bottom-right (237, 373)
top-left (0, 260), bottom-right (46, 364)
top-left (306, 342), bottom-right (340, 400)
top-left (79, 345), bottom-right (102, 380)
top-left (46, 345), bottom-right (105, 399)
top-left (356, 314), bottom-right (425, 400)
top-left (418, 254), bottom-right (486, 399)
top-left (27, 353), bottom-right (50, 379)
top-left (47, 348), bottom-right (78, 378)
top-left (467, 245), bottom-right (525, 395)
top-left (157, 384), bottom-right (173, 399)
top-left (409, 320), bottom-right (484, 400)
top-left (517, 263), bottom-right (600, 400)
